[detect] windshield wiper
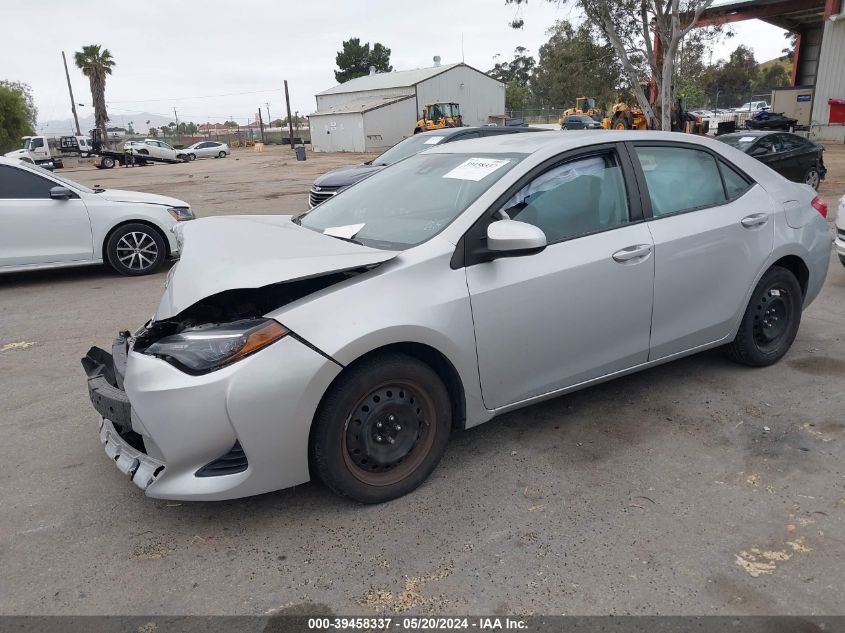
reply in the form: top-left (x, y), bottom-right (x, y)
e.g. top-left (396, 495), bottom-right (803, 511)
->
top-left (325, 234), bottom-right (363, 246)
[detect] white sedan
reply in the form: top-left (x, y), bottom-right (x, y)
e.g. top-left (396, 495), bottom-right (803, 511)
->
top-left (0, 157), bottom-right (194, 276)
top-left (124, 139), bottom-right (189, 162)
top-left (182, 141), bottom-right (230, 160)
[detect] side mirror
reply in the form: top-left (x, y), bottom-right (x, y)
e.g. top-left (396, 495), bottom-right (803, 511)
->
top-left (49, 186), bottom-right (72, 200)
top-left (486, 219), bottom-right (547, 254)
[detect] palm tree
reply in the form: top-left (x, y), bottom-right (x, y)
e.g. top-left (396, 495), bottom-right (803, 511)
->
top-left (74, 45), bottom-right (115, 140)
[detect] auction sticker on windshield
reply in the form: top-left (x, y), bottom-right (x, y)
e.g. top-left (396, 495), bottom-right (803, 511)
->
top-left (324, 223), bottom-right (365, 239)
top-left (423, 136), bottom-right (445, 144)
top-left (444, 157), bottom-right (510, 181)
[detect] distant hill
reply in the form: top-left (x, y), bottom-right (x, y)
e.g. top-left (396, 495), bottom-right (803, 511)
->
top-left (37, 112), bottom-right (175, 137)
top-left (759, 55), bottom-right (793, 75)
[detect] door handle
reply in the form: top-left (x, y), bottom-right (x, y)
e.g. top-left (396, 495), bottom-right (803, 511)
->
top-left (741, 213), bottom-right (769, 228)
top-left (612, 244), bottom-right (652, 263)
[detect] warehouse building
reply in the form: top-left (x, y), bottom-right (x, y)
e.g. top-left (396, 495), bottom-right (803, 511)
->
top-left (309, 59), bottom-right (505, 152)
top-left (699, 0), bottom-right (845, 142)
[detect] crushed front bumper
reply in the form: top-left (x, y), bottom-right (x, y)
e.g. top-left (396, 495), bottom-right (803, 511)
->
top-left (82, 334), bottom-right (165, 491)
top-left (81, 330), bottom-right (343, 500)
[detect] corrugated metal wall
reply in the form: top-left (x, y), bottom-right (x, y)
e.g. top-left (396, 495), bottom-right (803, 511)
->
top-left (811, 18), bottom-right (845, 142)
top-left (414, 66), bottom-right (505, 127)
top-left (362, 99), bottom-right (418, 151)
top-left (316, 86), bottom-right (414, 111)
top-left (309, 112), bottom-right (365, 152)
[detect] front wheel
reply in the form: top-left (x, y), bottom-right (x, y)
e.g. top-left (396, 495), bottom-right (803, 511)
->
top-left (106, 223), bottom-right (166, 276)
top-left (100, 156), bottom-right (116, 169)
top-left (188, 153), bottom-right (196, 161)
top-left (726, 266), bottom-right (802, 366)
top-left (310, 353), bottom-right (452, 503)
top-left (218, 150), bottom-right (227, 158)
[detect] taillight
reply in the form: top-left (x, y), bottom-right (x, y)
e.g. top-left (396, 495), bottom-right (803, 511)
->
top-left (811, 196), bottom-right (827, 218)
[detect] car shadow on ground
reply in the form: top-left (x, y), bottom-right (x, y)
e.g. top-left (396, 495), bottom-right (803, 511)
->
top-left (0, 261), bottom-right (174, 289)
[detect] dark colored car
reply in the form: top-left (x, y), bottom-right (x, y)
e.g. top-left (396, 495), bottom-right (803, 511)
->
top-left (745, 110), bottom-right (798, 131)
top-left (716, 131), bottom-right (826, 189)
top-left (561, 115), bottom-right (603, 130)
top-left (309, 126), bottom-right (543, 207)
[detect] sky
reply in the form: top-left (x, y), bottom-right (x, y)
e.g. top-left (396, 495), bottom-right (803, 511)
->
top-left (4, 0), bottom-right (789, 134)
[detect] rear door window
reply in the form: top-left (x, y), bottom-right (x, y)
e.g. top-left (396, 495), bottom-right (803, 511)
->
top-left (634, 146), bottom-right (727, 216)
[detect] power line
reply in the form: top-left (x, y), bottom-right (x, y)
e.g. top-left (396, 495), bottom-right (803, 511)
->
top-left (107, 88), bottom-right (282, 104)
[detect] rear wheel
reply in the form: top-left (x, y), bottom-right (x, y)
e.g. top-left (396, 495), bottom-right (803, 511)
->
top-left (105, 223), bottom-right (166, 276)
top-left (613, 115), bottom-right (631, 130)
top-left (218, 150), bottom-right (227, 158)
top-left (804, 166), bottom-right (821, 190)
top-left (100, 156), bottom-right (115, 169)
top-left (726, 266), bottom-right (802, 366)
top-left (310, 353), bottom-right (452, 503)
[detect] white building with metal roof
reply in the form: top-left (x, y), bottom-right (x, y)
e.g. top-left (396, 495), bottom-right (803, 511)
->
top-left (309, 59), bottom-right (505, 152)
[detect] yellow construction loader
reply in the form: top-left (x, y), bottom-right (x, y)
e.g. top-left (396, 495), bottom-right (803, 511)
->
top-left (414, 102), bottom-right (463, 133)
top-left (559, 97), bottom-right (604, 126)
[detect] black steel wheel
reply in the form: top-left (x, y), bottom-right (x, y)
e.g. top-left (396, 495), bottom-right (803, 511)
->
top-left (726, 266), bottom-right (802, 366)
top-left (105, 223), bottom-right (166, 276)
top-left (310, 352), bottom-right (452, 503)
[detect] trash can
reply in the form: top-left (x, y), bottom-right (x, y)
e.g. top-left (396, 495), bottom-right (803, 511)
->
top-left (294, 146), bottom-right (306, 161)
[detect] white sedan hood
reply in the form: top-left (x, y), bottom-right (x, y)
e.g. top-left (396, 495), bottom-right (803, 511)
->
top-left (155, 215), bottom-right (398, 319)
top-left (97, 188), bottom-right (188, 208)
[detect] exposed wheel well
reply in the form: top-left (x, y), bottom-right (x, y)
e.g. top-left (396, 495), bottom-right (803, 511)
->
top-left (771, 255), bottom-right (809, 297)
top-left (102, 220), bottom-right (170, 262)
top-left (317, 342), bottom-right (467, 433)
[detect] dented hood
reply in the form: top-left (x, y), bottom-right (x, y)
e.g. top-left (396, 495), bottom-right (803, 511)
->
top-left (155, 215), bottom-right (398, 319)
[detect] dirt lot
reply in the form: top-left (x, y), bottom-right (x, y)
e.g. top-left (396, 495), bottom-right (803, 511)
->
top-left (1, 143), bottom-right (844, 616)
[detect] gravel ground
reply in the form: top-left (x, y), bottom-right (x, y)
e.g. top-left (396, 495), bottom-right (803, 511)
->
top-left (0, 143), bottom-right (843, 616)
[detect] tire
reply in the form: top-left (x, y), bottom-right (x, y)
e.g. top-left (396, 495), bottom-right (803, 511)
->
top-left (100, 156), bottom-right (115, 169)
top-left (188, 153), bottom-right (196, 161)
top-left (178, 154), bottom-right (189, 163)
top-left (726, 266), bottom-right (802, 367)
top-left (804, 166), bottom-right (821, 190)
top-left (137, 149), bottom-right (149, 155)
top-left (310, 352), bottom-right (452, 503)
top-left (413, 128), bottom-right (423, 135)
top-left (613, 115), bottom-right (631, 130)
top-left (218, 150), bottom-right (227, 158)
top-left (839, 254), bottom-right (845, 269)
top-left (105, 223), bottom-right (167, 276)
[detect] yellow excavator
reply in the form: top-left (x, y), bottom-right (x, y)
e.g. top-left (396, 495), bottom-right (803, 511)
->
top-left (414, 102), bottom-right (463, 133)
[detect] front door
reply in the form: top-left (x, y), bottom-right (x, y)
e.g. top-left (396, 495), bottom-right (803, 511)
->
top-left (0, 165), bottom-right (93, 267)
top-left (466, 148), bottom-right (655, 410)
top-left (630, 143), bottom-right (775, 360)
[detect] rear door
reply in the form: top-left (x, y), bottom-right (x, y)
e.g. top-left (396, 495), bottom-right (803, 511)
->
top-left (0, 165), bottom-right (93, 267)
top-left (465, 144), bottom-right (655, 409)
top-left (630, 142), bottom-right (775, 360)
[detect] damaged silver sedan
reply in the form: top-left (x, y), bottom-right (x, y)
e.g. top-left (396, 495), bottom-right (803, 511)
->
top-left (83, 131), bottom-right (831, 503)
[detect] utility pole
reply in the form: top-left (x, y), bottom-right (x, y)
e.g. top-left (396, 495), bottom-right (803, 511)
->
top-left (265, 102), bottom-right (272, 126)
top-left (62, 51), bottom-right (81, 136)
top-left (173, 107), bottom-right (179, 127)
top-left (258, 108), bottom-right (265, 143)
top-left (284, 80), bottom-right (294, 150)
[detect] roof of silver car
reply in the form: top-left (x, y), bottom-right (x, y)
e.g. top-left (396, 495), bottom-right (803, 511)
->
top-left (422, 129), bottom-right (725, 155)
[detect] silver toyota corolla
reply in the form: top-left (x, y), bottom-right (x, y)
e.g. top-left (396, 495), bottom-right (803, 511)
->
top-left (82, 131), bottom-right (831, 503)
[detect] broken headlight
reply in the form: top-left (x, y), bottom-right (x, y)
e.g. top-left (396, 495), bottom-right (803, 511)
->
top-left (142, 318), bottom-right (288, 374)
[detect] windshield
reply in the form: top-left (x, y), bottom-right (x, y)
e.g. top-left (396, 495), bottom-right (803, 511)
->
top-left (716, 135), bottom-right (757, 150)
top-left (299, 152), bottom-right (523, 250)
top-left (373, 134), bottom-right (449, 166)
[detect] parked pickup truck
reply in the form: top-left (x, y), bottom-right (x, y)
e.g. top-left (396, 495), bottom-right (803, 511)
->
top-left (124, 139), bottom-right (189, 163)
top-left (3, 136), bottom-right (62, 170)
